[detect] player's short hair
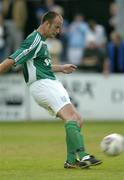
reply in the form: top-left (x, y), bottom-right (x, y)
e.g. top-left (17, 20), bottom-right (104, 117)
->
top-left (42, 11), bottom-right (62, 23)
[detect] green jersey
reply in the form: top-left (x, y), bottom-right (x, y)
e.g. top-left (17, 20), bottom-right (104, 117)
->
top-left (10, 30), bottom-right (56, 84)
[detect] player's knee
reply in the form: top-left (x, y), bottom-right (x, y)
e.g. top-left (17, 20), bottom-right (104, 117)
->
top-left (72, 113), bottom-right (81, 121)
top-left (70, 112), bottom-right (83, 127)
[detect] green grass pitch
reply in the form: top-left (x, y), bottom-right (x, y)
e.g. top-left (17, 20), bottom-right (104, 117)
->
top-left (0, 121), bottom-right (124, 180)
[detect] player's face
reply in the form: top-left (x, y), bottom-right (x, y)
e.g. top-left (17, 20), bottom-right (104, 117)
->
top-left (47, 16), bottom-right (63, 38)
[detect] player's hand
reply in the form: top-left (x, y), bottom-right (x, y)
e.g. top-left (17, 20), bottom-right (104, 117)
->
top-left (62, 64), bottom-right (77, 74)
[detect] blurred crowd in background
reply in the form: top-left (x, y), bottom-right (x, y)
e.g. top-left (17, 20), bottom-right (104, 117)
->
top-left (0, 0), bottom-right (124, 74)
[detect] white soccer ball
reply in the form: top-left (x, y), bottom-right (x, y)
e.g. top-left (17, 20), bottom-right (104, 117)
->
top-left (100, 133), bottom-right (124, 156)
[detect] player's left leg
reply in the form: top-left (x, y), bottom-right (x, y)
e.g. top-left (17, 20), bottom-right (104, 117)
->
top-left (57, 103), bottom-right (102, 168)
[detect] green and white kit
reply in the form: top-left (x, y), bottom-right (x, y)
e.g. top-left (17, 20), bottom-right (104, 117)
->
top-left (10, 30), bottom-right (71, 114)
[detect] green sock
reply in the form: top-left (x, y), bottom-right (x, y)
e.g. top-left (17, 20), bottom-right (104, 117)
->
top-left (65, 121), bottom-right (87, 163)
top-left (66, 134), bottom-right (76, 164)
top-left (77, 126), bottom-right (88, 159)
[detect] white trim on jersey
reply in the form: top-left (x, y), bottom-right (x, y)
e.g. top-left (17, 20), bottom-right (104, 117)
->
top-left (34, 41), bottom-right (43, 59)
top-left (15, 34), bottom-right (41, 63)
top-left (26, 41), bottom-right (43, 84)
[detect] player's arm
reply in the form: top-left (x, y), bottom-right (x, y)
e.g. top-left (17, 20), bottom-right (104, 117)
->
top-left (51, 64), bottom-right (77, 74)
top-left (0, 58), bottom-right (14, 74)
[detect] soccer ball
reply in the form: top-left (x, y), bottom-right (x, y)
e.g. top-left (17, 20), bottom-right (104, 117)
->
top-left (100, 133), bottom-right (124, 156)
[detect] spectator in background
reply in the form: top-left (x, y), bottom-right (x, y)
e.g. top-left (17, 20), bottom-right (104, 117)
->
top-left (2, 0), bottom-right (27, 56)
top-left (25, 0), bottom-right (38, 36)
top-left (35, 0), bottom-right (62, 26)
top-left (108, 1), bottom-right (118, 35)
top-left (46, 37), bottom-right (63, 64)
top-left (0, 13), bottom-right (7, 62)
top-left (50, 5), bottom-right (69, 63)
top-left (0, 1), bottom-right (2, 12)
top-left (107, 31), bottom-right (124, 73)
top-left (86, 20), bottom-right (107, 51)
top-left (79, 34), bottom-right (109, 74)
top-left (67, 13), bottom-right (89, 66)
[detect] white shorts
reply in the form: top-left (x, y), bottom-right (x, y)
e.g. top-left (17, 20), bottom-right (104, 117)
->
top-left (29, 79), bottom-right (71, 115)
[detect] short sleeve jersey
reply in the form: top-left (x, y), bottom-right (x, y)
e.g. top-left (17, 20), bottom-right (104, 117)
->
top-left (9, 30), bottom-right (56, 84)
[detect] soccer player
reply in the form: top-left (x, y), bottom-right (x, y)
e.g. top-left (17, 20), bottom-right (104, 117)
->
top-left (0, 11), bottom-right (102, 169)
